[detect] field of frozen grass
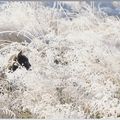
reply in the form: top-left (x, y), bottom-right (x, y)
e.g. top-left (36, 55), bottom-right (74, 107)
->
top-left (1, 1), bottom-right (120, 119)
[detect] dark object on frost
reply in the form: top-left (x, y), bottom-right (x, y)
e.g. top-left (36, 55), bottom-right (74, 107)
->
top-left (17, 51), bottom-right (31, 70)
top-left (54, 59), bottom-right (59, 64)
top-left (7, 51), bottom-right (31, 72)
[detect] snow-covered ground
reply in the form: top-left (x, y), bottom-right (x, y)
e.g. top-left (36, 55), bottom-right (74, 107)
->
top-left (0, 1), bottom-right (120, 119)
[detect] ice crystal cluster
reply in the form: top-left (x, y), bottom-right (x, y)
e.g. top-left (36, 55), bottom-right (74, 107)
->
top-left (0, 1), bottom-right (120, 119)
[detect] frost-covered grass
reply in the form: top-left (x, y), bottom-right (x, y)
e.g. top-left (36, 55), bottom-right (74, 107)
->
top-left (0, 1), bottom-right (120, 119)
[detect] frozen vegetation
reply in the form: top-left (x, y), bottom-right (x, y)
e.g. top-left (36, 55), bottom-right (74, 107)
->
top-left (0, 1), bottom-right (120, 119)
